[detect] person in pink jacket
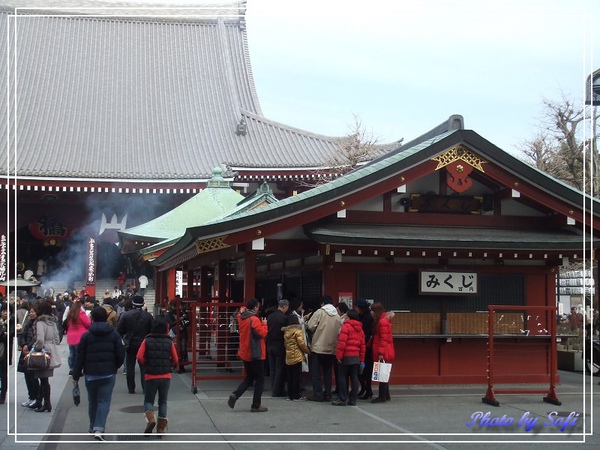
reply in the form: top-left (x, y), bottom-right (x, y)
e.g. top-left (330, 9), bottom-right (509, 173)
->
top-left (370, 302), bottom-right (395, 403)
top-left (65, 299), bottom-right (91, 376)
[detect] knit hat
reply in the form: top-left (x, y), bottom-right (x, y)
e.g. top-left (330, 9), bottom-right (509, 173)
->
top-left (132, 295), bottom-right (144, 307)
top-left (356, 299), bottom-right (370, 310)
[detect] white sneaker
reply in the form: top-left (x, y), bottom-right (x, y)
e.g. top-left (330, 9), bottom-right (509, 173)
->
top-left (93, 431), bottom-right (105, 441)
top-left (21, 399), bottom-right (35, 407)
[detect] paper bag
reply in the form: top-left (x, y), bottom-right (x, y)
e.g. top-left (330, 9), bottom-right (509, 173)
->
top-left (371, 360), bottom-right (392, 383)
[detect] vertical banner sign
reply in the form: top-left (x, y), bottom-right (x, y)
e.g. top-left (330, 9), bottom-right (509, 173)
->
top-left (0, 235), bottom-right (7, 282)
top-left (176, 270), bottom-right (183, 297)
top-left (86, 237), bottom-right (97, 286)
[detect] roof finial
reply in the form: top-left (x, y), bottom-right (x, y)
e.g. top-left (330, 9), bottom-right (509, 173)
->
top-left (206, 167), bottom-right (230, 188)
top-left (235, 116), bottom-right (247, 136)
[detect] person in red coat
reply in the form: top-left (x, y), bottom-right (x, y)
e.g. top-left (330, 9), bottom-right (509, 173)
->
top-left (370, 302), bottom-right (395, 403)
top-left (227, 298), bottom-right (269, 412)
top-left (332, 309), bottom-right (365, 406)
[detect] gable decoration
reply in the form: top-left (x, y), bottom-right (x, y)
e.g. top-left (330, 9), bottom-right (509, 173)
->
top-left (432, 145), bottom-right (487, 193)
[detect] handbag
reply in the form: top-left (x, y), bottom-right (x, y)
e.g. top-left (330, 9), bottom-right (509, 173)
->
top-left (371, 359), bottom-right (392, 383)
top-left (17, 351), bottom-right (28, 373)
top-left (0, 342), bottom-right (5, 361)
top-left (301, 356), bottom-right (309, 373)
top-left (73, 380), bottom-right (81, 406)
top-left (25, 349), bottom-right (52, 370)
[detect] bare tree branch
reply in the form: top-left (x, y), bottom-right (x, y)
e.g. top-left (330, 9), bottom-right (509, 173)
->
top-left (519, 95), bottom-right (599, 196)
top-left (298, 114), bottom-right (402, 188)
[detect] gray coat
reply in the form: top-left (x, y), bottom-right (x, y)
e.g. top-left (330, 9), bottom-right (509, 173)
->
top-left (33, 314), bottom-right (61, 378)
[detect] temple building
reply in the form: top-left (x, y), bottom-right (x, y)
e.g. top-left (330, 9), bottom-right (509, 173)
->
top-left (150, 127), bottom-right (600, 384)
top-left (0, 1), bottom-right (396, 292)
top-left (1, 2), bottom-right (597, 386)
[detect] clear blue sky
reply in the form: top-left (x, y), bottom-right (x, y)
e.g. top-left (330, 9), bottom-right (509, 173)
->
top-left (113, 0), bottom-right (598, 156)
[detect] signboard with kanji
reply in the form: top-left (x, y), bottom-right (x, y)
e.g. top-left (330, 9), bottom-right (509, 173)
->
top-left (419, 270), bottom-right (478, 295)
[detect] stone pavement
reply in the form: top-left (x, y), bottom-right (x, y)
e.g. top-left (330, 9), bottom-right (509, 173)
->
top-left (1, 340), bottom-right (599, 449)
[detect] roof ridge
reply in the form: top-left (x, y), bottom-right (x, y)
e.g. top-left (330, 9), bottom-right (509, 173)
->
top-left (2, 1), bottom-right (248, 23)
top-left (239, 109), bottom-right (405, 148)
top-left (239, 4), bottom-right (262, 116)
top-left (240, 109), bottom-right (342, 142)
top-left (216, 16), bottom-right (246, 125)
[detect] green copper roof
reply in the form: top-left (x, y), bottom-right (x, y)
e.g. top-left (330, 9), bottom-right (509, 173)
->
top-left (120, 167), bottom-right (244, 242)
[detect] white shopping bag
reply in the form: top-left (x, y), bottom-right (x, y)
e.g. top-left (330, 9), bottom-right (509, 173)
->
top-left (371, 360), bottom-right (392, 383)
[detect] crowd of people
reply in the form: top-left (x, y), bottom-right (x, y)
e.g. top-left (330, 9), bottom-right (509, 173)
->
top-left (227, 294), bottom-right (396, 412)
top-left (2, 285), bottom-right (397, 438)
top-left (0, 281), bottom-right (179, 441)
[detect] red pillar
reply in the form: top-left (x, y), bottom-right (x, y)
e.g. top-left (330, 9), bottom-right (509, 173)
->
top-left (244, 250), bottom-right (256, 301)
top-left (168, 267), bottom-right (177, 300)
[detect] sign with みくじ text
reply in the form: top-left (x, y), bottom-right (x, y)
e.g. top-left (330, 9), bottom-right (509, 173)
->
top-left (419, 270), bottom-right (478, 295)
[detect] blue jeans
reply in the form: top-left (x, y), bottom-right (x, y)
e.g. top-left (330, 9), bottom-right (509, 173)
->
top-left (85, 375), bottom-right (116, 433)
top-left (68, 345), bottom-right (78, 369)
top-left (144, 378), bottom-right (170, 418)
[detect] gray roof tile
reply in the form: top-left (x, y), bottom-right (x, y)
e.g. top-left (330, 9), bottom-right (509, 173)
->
top-left (0, 2), bottom-right (359, 181)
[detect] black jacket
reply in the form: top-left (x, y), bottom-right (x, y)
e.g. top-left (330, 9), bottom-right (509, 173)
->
top-left (116, 308), bottom-right (153, 350)
top-left (19, 319), bottom-right (36, 348)
top-left (142, 334), bottom-right (174, 375)
top-left (358, 310), bottom-right (374, 343)
top-left (72, 322), bottom-right (125, 380)
top-left (266, 309), bottom-right (287, 352)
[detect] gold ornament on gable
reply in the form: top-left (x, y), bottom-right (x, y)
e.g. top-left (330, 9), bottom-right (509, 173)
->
top-left (195, 236), bottom-right (230, 254)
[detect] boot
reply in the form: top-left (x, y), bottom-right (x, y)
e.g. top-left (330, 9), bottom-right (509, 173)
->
top-left (28, 396), bottom-right (42, 409)
top-left (358, 389), bottom-right (373, 400)
top-left (35, 384), bottom-right (52, 412)
top-left (357, 386), bottom-right (366, 398)
top-left (156, 417), bottom-right (168, 434)
top-left (144, 410), bottom-right (156, 433)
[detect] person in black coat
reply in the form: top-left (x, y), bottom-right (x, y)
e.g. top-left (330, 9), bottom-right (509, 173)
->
top-left (116, 295), bottom-right (153, 394)
top-left (355, 299), bottom-right (374, 399)
top-left (17, 304), bottom-right (41, 407)
top-left (266, 299), bottom-right (289, 397)
top-left (72, 307), bottom-right (125, 441)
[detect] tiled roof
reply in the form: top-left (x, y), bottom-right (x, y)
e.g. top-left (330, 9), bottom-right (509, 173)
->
top-left (120, 168), bottom-right (245, 243)
top-left (304, 224), bottom-right (595, 251)
top-left (0, 1), bottom-right (358, 181)
top-left (122, 169), bottom-right (280, 256)
top-left (153, 128), bottom-right (600, 268)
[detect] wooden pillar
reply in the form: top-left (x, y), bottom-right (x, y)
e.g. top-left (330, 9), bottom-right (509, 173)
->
top-left (244, 250), bottom-right (256, 301)
top-left (218, 260), bottom-right (228, 301)
top-left (155, 267), bottom-right (168, 308)
top-left (186, 268), bottom-right (194, 299)
top-left (168, 267), bottom-right (177, 300)
top-left (321, 245), bottom-right (336, 300)
top-left (201, 266), bottom-right (210, 298)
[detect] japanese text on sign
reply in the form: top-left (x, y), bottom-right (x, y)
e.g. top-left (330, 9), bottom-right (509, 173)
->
top-left (420, 270), bottom-right (478, 295)
top-left (86, 237), bottom-right (96, 285)
top-left (0, 235), bottom-right (6, 282)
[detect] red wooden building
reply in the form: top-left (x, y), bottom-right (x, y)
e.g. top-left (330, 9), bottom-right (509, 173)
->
top-left (150, 129), bottom-right (600, 384)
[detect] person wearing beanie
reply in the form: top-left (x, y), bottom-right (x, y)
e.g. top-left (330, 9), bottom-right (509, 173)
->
top-left (117, 296), bottom-right (153, 394)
